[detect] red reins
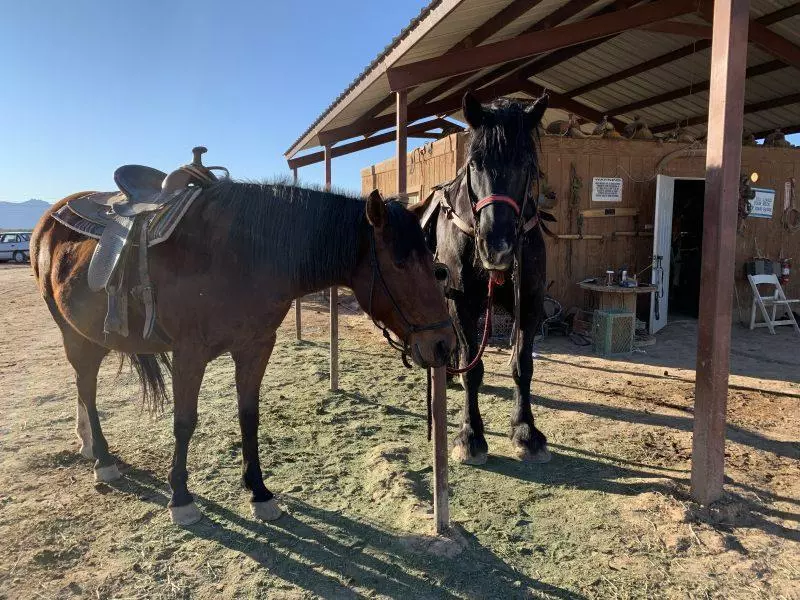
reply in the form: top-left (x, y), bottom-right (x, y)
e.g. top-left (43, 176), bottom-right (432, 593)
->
top-left (446, 270), bottom-right (505, 375)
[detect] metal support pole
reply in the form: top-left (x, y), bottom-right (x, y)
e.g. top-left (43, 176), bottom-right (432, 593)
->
top-left (325, 145), bottom-right (339, 392)
top-left (293, 167), bottom-right (302, 341)
top-left (691, 0), bottom-right (750, 505)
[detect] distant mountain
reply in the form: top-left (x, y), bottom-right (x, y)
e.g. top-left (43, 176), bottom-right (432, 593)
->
top-left (0, 199), bottom-right (51, 230)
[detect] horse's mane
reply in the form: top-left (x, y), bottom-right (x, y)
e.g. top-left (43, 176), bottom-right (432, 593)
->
top-left (466, 97), bottom-right (541, 174)
top-left (198, 179), bottom-right (420, 290)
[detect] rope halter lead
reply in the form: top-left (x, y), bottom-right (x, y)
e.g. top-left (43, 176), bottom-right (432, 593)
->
top-left (367, 227), bottom-right (452, 369)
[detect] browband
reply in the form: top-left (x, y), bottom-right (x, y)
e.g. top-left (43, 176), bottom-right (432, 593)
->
top-left (473, 194), bottom-right (521, 216)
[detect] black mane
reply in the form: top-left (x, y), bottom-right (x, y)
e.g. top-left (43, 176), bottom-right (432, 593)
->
top-left (466, 97), bottom-right (540, 173)
top-left (198, 180), bottom-right (421, 291)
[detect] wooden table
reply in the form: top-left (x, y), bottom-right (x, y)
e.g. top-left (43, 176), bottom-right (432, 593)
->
top-left (578, 281), bottom-right (657, 314)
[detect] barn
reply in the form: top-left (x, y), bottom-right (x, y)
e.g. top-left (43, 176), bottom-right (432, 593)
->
top-left (285, 0), bottom-right (800, 517)
top-left (360, 132), bottom-right (800, 330)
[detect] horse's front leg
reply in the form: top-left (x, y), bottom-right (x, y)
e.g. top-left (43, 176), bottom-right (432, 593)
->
top-left (509, 309), bottom-right (550, 463)
top-left (450, 300), bottom-right (489, 465)
top-left (167, 348), bottom-right (207, 525)
top-left (232, 336), bottom-right (281, 521)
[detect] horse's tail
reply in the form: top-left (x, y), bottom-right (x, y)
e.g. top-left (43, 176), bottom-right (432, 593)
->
top-left (119, 353), bottom-right (173, 413)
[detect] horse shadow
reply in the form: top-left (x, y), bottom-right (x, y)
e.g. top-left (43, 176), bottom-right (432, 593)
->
top-left (109, 466), bottom-right (585, 600)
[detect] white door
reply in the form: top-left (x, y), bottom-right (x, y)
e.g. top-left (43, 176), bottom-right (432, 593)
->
top-left (650, 175), bottom-right (675, 334)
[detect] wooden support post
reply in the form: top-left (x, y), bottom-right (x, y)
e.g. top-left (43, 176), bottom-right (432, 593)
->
top-left (396, 88), bottom-right (449, 532)
top-left (691, 0), bottom-right (749, 506)
top-left (431, 365), bottom-right (449, 534)
top-left (396, 89), bottom-right (408, 201)
top-left (325, 146), bottom-right (339, 392)
top-left (293, 167), bottom-right (302, 341)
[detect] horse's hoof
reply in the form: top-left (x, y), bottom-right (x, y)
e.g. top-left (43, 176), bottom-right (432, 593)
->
top-left (79, 444), bottom-right (95, 460)
top-left (250, 499), bottom-right (282, 521)
top-left (94, 463), bottom-right (121, 482)
top-left (170, 502), bottom-right (203, 525)
top-left (515, 445), bottom-right (552, 463)
top-left (451, 444), bottom-right (488, 466)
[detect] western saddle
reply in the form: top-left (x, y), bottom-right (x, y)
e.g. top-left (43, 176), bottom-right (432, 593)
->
top-left (53, 147), bottom-right (229, 341)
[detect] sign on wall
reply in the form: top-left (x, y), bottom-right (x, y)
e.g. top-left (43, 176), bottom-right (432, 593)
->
top-left (592, 177), bottom-right (623, 202)
top-left (750, 188), bottom-right (775, 219)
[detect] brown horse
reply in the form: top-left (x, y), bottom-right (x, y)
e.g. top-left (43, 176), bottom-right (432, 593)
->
top-left (31, 181), bottom-right (455, 524)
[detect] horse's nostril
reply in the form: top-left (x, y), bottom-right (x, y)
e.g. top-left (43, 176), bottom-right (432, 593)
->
top-left (435, 340), bottom-right (451, 364)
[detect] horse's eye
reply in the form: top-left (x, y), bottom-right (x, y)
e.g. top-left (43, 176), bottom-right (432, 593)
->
top-left (433, 263), bottom-right (450, 283)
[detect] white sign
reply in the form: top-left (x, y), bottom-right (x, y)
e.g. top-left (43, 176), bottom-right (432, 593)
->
top-left (750, 188), bottom-right (775, 219)
top-left (592, 177), bottom-right (623, 202)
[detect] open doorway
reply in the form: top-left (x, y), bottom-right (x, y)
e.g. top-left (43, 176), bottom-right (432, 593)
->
top-left (650, 176), bottom-right (705, 333)
top-left (669, 179), bottom-right (705, 318)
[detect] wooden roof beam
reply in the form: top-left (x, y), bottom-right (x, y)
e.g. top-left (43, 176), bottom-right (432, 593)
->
top-left (609, 60), bottom-right (785, 116)
top-left (699, 1), bottom-right (800, 69)
top-left (350, 0), bottom-right (550, 131)
top-left (651, 92), bottom-right (800, 134)
top-left (289, 121), bottom-right (448, 169)
top-left (568, 2), bottom-right (800, 98)
top-left (636, 21), bottom-right (714, 38)
top-left (387, 0), bottom-right (698, 91)
top-left (408, 0), bottom-right (598, 110)
top-left (515, 79), bottom-right (627, 129)
top-left (752, 123), bottom-right (800, 138)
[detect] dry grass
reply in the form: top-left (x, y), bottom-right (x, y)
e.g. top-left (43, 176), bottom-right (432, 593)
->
top-left (0, 264), bottom-right (798, 599)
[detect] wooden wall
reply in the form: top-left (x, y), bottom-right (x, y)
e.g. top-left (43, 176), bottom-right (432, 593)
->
top-left (362, 134), bottom-right (800, 316)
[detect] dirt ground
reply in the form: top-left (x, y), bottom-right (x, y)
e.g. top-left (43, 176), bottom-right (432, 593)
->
top-left (0, 262), bottom-right (798, 599)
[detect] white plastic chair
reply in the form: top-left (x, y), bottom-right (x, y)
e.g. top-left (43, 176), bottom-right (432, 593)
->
top-left (747, 274), bottom-right (800, 335)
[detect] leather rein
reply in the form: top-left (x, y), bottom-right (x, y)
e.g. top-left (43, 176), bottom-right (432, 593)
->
top-left (367, 228), bottom-right (452, 369)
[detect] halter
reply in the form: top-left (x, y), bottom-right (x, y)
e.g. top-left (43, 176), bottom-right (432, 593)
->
top-left (367, 229), bottom-right (452, 368)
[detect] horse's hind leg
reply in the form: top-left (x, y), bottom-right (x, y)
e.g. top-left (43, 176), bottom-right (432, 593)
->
top-left (61, 327), bottom-right (118, 480)
top-left (232, 335), bottom-right (281, 521)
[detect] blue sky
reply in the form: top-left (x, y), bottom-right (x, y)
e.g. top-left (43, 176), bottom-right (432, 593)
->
top-left (2, 1), bottom-right (796, 203)
top-left (0, 0), bottom-right (429, 202)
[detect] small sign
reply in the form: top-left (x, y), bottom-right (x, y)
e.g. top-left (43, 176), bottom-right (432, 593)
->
top-left (750, 188), bottom-right (775, 219)
top-left (592, 177), bottom-right (623, 202)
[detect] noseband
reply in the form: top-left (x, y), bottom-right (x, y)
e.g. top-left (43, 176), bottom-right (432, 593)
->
top-left (367, 230), bottom-right (452, 368)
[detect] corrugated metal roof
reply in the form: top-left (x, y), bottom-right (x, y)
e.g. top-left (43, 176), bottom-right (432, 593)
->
top-left (287, 0), bottom-right (800, 160)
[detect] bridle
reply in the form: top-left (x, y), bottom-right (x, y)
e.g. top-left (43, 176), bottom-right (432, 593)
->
top-left (439, 164), bottom-right (541, 239)
top-left (440, 163), bottom-right (542, 376)
top-left (367, 228), bottom-right (452, 369)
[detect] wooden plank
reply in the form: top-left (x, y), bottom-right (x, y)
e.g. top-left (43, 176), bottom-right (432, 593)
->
top-left (431, 366), bottom-right (449, 534)
top-left (637, 21), bottom-right (714, 38)
top-left (387, 0), bottom-right (696, 90)
top-left (691, 0), bottom-right (750, 506)
top-left (580, 207), bottom-right (640, 218)
top-left (325, 146), bottom-right (339, 393)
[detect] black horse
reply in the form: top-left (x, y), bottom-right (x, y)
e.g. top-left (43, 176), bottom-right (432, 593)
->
top-left (415, 92), bottom-right (551, 465)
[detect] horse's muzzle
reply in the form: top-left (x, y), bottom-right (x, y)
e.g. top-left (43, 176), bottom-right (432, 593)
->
top-left (412, 334), bottom-right (455, 368)
top-left (477, 238), bottom-right (514, 270)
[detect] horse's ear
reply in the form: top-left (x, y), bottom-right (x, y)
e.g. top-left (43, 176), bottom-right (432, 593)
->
top-left (366, 189), bottom-right (387, 229)
top-left (525, 94), bottom-right (548, 129)
top-left (462, 92), bottom-right (484, 129)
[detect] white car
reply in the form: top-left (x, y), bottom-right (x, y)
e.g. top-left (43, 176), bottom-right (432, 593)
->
top-left (0, 231), bottom-right (31, 263)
